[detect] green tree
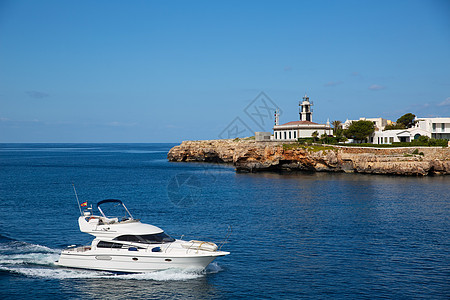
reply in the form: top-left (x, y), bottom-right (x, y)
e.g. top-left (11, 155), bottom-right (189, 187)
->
top-left (343, 120), bottom-right (375, 142)
top-left (396, 113), bottom-right (416, 128)
top-left (331, 120), bottom-right (342, 134)
top-left (384, 123), bottom-right (406, 130)
top-left (311, 131), bottom-right (319, 142)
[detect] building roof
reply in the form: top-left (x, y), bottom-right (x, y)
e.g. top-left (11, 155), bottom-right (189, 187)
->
top-left (281, 120), bottom-right (318, 126)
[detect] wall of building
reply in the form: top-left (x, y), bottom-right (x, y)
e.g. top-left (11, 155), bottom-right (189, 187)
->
top-left (273, 128), bottom-right (331, 141)
top-left (372, 128), bottom-right (431, 144)
top-left (255, 132), bottom-right (272, 141)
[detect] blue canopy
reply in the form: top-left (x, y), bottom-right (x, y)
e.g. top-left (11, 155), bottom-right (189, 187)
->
top-left (97, 199), bottom-right (123, 208)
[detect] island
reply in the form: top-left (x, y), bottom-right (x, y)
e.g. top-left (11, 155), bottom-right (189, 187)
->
top-left (167, 139), bottom-right (450, 176)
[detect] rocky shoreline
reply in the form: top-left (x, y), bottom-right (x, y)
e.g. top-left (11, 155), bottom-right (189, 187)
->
top-left (167, 139), bottom-right (450, 176)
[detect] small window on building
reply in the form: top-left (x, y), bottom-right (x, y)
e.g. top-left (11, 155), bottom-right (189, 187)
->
top-left (442, 123), bottom-right (445, 131)
top-left (284, 132), bottom-right (286, 139)
top-left (294, 131), bottom-right (296, 139)
top-left (433, 123), bottom-right (436, 131)
top-left (384, 137), bottom-right (388, 143)
top-left (389, 137), bottom-right (393, 143)
top-left (289, 131), bottom-right (291, 139)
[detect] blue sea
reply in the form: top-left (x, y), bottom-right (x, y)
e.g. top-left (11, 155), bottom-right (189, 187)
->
top-left (0, 143), bottom-right (449, 299)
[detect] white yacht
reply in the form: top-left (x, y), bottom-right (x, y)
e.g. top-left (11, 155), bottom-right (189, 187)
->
top-left (56, 199), bottom-right (229, 273)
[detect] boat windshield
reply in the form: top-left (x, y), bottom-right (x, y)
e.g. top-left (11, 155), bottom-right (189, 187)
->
top-left (114, 232), bottom-right (175, 244)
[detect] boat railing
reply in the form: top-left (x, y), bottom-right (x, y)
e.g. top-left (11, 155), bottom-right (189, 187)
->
top-left (163, 242), bottom-right (174, 254)
top-left (218, 225), bottom-right (232, 250)
top-left (183, 241), bottom-right (196, 254)
top-left (137, 242), bottom-right (173, 254)
top-left (182, 240), bottom-right (219, 253)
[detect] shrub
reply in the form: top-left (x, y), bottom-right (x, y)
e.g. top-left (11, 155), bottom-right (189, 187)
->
top-left (409, 137), bottom-right (447, 147)
top-left (297, 138), bottom-right (314, 144)
top-left (384, 123), bottom-right (406, 130)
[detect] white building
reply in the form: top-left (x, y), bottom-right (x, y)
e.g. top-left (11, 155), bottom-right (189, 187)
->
top-left (414, 117), bottom-right (450, 140)
top-left (372, 117), bottom-right (450, 144)
top-left (342, 117), bottom-right (393, 143)
top-left (373, 128), bottom-right (430, 144)
top-left (272, 94), bottom-right (332, 141)
top-left (343, 117), bottom-right (392, 131)
top-left (255, 131), bottom-right (272, 141)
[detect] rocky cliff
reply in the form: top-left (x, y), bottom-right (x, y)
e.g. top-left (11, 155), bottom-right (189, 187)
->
top-left (167, 139), bottom-right (450, 176)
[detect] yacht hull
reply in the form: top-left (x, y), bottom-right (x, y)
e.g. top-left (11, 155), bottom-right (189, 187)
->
top-left (56, 249), bottom-right (227, 273)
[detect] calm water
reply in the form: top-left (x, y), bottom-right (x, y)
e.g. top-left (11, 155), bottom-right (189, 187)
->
top-left (0, 143), bottom-right (448, 299)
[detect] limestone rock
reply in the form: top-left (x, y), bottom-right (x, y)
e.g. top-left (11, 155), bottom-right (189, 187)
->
top-left (167, 140), bottom-right (450, 176)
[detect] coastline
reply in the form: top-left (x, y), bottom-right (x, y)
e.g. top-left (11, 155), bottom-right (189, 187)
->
top-left (167, 139), bottom-right (450, 176)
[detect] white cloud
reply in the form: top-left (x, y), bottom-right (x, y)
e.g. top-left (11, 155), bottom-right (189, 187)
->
top-left (437, 97), bottom-right (450, 106)
top-left (106, 121), bottom-right (137, 127)
top-left (26, 90), bottom-right (50, 99)
top-left (368, 84), bottom-right (385, 91)
top-left (324, 81), bottom-right (343, 87)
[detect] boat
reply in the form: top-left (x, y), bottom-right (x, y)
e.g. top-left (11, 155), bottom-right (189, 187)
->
top-left (56, 199), bottom-right (230, 273)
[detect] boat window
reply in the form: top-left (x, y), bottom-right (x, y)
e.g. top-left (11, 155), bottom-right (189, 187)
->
top-left (113, 235), bottom-right (141, 242)
top-left (140, 232), bottom-right (175, 243)
top-left (97, 241), bottom-right (124, 248)
top-left (114, 232), bottom-right (175, 244)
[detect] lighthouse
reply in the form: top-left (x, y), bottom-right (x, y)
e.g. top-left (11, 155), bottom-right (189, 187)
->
top-left (299, 94), bottom-right (313, 122)
top-left (272, 93), bottom-right (332, 141)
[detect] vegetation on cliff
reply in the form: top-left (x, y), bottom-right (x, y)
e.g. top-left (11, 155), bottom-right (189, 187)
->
top-left (282, 143), bottom-right (335, 152)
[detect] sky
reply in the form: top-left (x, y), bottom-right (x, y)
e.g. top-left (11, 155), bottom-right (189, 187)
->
top-left (0, 0), bottom-right (449, 143)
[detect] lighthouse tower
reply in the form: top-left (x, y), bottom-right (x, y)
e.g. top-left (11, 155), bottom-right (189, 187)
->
top-left (299, 94), bottom-right (313, 122)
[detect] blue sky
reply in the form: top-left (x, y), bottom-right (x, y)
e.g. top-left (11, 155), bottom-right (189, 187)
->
top-left (0, 0), bottom-right (449, 142)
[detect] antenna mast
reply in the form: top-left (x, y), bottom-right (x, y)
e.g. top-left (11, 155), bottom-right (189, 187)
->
top-left (72, 184), bottom-right (83, 216)
top-left (274, 109), bottom-right (279, 126)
